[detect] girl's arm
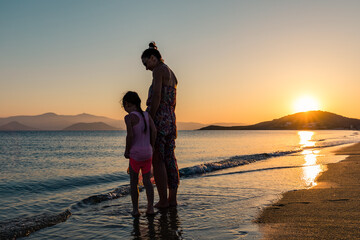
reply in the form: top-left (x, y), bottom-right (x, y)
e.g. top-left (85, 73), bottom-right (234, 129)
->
top-left (124, 115), bottom-right (133, 159)
top-left (149, 115), bottom-right (157, 150)
top-left (148, 67), bottom-right (164, 119)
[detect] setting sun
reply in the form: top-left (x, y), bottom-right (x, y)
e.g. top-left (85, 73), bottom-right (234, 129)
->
top-left (294, 96), bottom-right (320, 113)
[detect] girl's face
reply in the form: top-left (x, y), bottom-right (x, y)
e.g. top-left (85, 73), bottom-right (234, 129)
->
top-left (142, 55), bottom-right (157, 71)
top-left (123, 101), bottom-right (131, 113)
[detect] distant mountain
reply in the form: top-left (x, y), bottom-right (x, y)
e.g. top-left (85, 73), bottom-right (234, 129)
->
top-left (63, 122), bottom-right (120, 131)
top-left (200, 111), bottom-right (360, 130)
top-left (211, 122), bottom-right (245, 127)
top-left (176, 122), bottom-right (245, 130)
top-left (0, 113), bottom-right (123, 130)
top-left (0, 121), bottom-right (38, 131)
top-left (176, 122), bottom-right (207, 130)
top-left (0, 112), bottom-right (244, 131)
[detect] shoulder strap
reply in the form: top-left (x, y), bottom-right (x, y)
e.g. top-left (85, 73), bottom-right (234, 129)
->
top-left (168, 67), bottom-right (177, 87)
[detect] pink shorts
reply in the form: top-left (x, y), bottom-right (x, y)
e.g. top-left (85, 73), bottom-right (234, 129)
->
top-left (129, 158), bottom-right (152, 174)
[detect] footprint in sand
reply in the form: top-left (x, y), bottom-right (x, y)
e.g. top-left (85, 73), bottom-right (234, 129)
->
top-left (274, 202), bottom-right (311, 207)
top-left (326, 198), bottom-right (349, 202)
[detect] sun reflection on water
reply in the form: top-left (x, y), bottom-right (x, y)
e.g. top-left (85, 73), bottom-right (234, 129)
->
top-left (298, 131), bottom-right (323, 187)
top-left (298, 131), bottom-right (315, 148)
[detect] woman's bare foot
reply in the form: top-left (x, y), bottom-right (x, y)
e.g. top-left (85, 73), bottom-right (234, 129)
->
top-left (131, 210), bottom-right (140, 217)
top-left (154, 201), bottom-right (169, 209)
top-left (168, 200), bottom-right (177, 207)
top-left (146, 206), bottom-right (156, 215)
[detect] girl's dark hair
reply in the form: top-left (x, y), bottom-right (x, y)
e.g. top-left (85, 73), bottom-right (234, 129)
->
top-left (122, 91), bottom-right (147, 132)
top-left (141, 41), bottom-right (164, 62)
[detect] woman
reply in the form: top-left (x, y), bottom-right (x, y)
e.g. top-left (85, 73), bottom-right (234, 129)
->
top-left (142, 42), bottom-right (179, 208)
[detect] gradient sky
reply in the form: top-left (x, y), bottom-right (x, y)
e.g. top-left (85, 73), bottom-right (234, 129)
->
top-left (1, 0), bottom-right (360, 124)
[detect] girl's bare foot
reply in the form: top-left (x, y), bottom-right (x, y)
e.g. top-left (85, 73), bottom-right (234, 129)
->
top-left (154, 201), bottom-right (169, 209)
top-left (131, 210), bottom-right (140, 217)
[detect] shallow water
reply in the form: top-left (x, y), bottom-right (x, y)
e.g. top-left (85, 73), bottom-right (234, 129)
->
top-left (1, 130), bottom-right (359, 239)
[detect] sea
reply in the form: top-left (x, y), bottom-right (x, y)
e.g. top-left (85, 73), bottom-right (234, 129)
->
top-left (1, 130), bottom-right (360, 239)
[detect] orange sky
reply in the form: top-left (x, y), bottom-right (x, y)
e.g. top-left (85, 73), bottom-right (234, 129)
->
top-left (1, 1), bottom-right (360, 124)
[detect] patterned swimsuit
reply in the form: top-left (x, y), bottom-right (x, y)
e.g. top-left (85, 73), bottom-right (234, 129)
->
top-left (146, 83), bottom-right (179, 189)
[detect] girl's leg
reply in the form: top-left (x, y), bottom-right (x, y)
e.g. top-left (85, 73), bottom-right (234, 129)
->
top-left (142, 171), bottom-right (155, 214)
top-left (129, 165), bottom-right (140, 216)
top-left (152, 149), bottom-right (169, 208)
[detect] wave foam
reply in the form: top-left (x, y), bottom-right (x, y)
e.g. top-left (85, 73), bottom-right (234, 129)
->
top-left (0, 209), bottom-right (71, 239)
top-left (179, 150), bottom-right (300, 177)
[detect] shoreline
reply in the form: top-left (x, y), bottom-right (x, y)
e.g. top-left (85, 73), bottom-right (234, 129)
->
top-left (256, 142), bottom-right (360, 239)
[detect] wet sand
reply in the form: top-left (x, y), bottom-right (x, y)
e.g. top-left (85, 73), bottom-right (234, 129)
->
top-left (256, 142), bottom-right (360, 239)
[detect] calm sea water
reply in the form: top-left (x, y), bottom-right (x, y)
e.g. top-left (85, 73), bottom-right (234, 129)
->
top-left (1, 130), bottom-right (359, 239)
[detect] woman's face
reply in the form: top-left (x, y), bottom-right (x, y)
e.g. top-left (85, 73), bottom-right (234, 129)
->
top-left (142, 56), bottom-right (157, 71)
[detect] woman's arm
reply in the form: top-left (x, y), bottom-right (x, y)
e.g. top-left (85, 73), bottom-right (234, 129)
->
top-left (148, 67), bottom-right (164, 119)
top-left (124, 115), bottom-right (133, 159)
top-left (149, 115), bottom-right (157, 150)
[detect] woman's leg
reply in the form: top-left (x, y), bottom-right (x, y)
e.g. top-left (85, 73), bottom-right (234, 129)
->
top-left (142, 171), bottom-right (155, 214)
top-left (168, 188), bottom-right (178, 206)
top-left (165, 134), bottom-right (179, 206)
top-left (152, 149), bottom-right (169, 208)
top-left (129, 165), bottom-right (140, 216)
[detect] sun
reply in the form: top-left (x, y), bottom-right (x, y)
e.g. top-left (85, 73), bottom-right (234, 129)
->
top-left (293, 96), bottom-right (320, 113)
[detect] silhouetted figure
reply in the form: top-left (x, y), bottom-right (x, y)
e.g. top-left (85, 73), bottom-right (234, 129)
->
top-left (142, 42), bottom-right (180, 208)
top-left (122, 91), bottom-right (157, 216)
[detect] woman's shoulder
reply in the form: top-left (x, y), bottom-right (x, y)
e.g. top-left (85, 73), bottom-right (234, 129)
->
top-left (153, 64), bottom-right (177, 87)
top-left (153, 63), bottom-right (170, 76)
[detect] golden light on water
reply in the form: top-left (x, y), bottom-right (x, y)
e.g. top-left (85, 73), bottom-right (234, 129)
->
top-left (302, 150), bottom-right (323, 187)
top-left (298, 131), bottom-right (315, 148)
top-left (294, 96), bottom-right (320, 113)
top-left (298, 131), bottom-right (323, 187)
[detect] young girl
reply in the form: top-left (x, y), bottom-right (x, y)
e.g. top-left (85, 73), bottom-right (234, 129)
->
top-left (122, 91), bottom-right (157, 216)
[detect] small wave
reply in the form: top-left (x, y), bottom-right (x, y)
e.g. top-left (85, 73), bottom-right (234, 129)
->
top-left (179, 150), bottom-right (301, 178)
top-left (0, 209), bottom-right (71, 240)
top-left (311, 139), bottom-right (360, 149)
top-left (73, 184), bottom-right (139, 207)
top-left (191, 138), bottom-right (359, 179)
top-left (203, 165), bottom-right (305, 178)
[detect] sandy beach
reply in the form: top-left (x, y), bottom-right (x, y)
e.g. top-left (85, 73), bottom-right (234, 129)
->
top-left (256, 142), bottom-right (360, 239)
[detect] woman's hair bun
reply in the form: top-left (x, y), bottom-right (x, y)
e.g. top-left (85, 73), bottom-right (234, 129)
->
top-left (149, 41), bottom-right (158, 50)
top-left (142, 41), bottom-right (163, 61)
